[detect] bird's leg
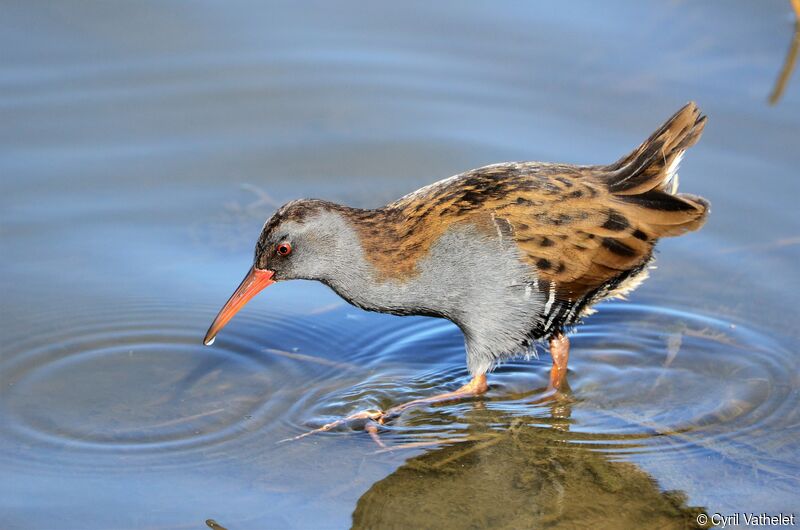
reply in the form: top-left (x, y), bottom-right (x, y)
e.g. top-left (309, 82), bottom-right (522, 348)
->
top-left (528, 333), bottom-right (571, 404)
top-left (282, 374), bottom-right (488, 443)
top-left (548, 333), bottom-right (570, 391)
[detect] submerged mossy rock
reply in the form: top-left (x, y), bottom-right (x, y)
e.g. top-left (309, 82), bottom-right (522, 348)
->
top-left (352, 419), bottom-right (710, 529)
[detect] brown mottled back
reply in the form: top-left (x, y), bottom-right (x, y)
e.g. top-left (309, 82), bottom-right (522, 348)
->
top-left (349, 103), bottom-right (709, 302)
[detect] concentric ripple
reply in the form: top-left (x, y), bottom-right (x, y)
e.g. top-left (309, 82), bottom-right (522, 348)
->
top-left (0, 300), bottom-right (347, 471)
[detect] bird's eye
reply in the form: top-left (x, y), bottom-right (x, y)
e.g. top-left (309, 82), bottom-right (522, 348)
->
top-left (277, 242), bottom-right (292, 256)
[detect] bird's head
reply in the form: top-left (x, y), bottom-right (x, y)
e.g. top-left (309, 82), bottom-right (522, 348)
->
top-left (203, 199), bottom-right (356, 345)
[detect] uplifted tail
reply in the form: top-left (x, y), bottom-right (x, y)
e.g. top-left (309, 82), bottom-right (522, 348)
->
top-left (601, 102), bottom-right (710, 237)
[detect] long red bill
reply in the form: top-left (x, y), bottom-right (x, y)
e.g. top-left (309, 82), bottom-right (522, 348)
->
top-left (204, 267), bottom-right (275, 346)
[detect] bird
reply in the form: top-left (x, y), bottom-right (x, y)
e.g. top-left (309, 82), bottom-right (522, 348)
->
top-left (204, 102), bottom-right (710, 434)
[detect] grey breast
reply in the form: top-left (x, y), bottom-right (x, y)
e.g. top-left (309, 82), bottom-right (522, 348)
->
top-left (322, 215), bottom-right (549, 376)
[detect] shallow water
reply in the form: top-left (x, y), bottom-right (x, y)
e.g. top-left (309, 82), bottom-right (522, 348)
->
top-left (2, 1), bottom-right (799, 528)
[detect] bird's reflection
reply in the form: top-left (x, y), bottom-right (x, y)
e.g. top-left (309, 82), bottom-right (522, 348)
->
top-left (352, 396), bottom-right (710, 529)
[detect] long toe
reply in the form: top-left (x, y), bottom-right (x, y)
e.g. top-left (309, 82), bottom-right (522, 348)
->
top-left (528, 385), bottom-right (573, 405)
top-left (279, 408), bottom-right (386, 443)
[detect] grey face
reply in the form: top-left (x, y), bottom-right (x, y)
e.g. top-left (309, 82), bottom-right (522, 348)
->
top-left (253, 201), bottom-right (354, 282)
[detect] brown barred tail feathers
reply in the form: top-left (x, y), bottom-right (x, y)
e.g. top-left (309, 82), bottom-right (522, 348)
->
top-left (600, 102), bottom-right (710, 239)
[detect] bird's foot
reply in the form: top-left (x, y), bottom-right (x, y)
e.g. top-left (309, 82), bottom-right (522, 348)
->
top-left (527, 375), bottom-right (572, 405)
top-left (281, 374), bottom-right (489, 446)
top-left (528, 385), bottom-right (571, 405)
top-left (278, 408), bottom-right (387, 445)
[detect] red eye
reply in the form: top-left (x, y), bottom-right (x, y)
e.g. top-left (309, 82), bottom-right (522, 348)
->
top-left (277, 242), bottom-right (292, 256)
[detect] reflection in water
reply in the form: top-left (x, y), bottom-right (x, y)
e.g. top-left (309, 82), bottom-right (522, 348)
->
top-left (353, 402), bottom-right (709, 529)
top-left (769, 0), bottom-right (800, 104)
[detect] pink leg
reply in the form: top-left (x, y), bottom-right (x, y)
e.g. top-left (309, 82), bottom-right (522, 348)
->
top-left (548, 333), bottom-right (570, 390)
